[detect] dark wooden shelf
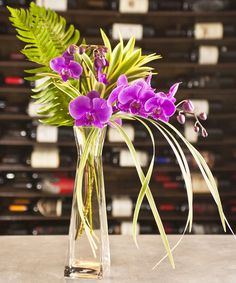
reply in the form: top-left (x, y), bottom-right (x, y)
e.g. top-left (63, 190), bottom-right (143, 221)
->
top-left (2, 8), bottom-right (236, 17)
top-left (0, 86), bottom-right (31, 94)
top-left (0, 215), bottom-right (70, 221)
top-left (0, 190), bottom-right (72, 198)
top-left (0, 214), bottom-right (233, 222)
top-left (0, 112), bottom-right (235, 121)
top-left (0, 137), bottom-right (235, 148)
top-left (0, 87), bottom-right (234, 97)
top-left (0, 61), bottom-right (36, 67)
top-left (1, 59), bottom-right (236, 70)
top-left (0, 189), bottom-right (234, 199)
top-left (0, 114), bottom-right (42, 121)
top-left (0, 164), bottom-right (234, 173)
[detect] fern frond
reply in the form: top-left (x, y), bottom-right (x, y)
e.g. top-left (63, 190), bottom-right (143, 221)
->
top-left (32, 82), bottom-right (74, 126)
top-left (8, 2), bottom-right (80, 67)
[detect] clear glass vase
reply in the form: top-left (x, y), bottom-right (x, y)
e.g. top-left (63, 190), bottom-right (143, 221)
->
top-left (64, 126), bottom-right (110, 280)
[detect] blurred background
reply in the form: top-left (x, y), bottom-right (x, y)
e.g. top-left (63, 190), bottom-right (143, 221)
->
top-left (0, 0), bottom-right (235, 236)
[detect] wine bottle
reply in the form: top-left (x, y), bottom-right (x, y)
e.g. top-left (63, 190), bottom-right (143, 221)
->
top-left (36, 198), bottom-right (71, 217)
top-left (0, 122), bottom-right (27, 139)
top-left (9, 52), bottom-right (25, 61)
top-left (167, 45), bottom-right (236, 64)
top-left (0, 75), bottom-right (34, 87)
top-left (107, 197), bottom-right (152, 217)
top-left (40, 175), bottom-right (74, 194)
top-left (156, 0), bottom-right (184, 10)
top-left (32, 225), bottom-right (68, 235)
top-left (30, 146), bottom-right (60, 168)
top-left (5, 199), bottom-right (39, 215)
top-left (180, 75), bottom-right (235, 89)
top-left (108, 124), bottom-right (148, 142)
top-left (189, 99), bottom-right (222, 115)
top-left (4, 0), bottom-right (30, 7)
top-left (4, 224), bottom-right (29, 235)
top-left (193, 203), bottom-right (217, 215)
top-left (108, 221), bottom-right (141, 235)
top-left (27, 101), bottom-right (48, 117)
top-left (108, 124), bottom-right (135, 142)
top-left (191, 0), bottom-right (231, 12)
top-left (192, 173), bottom-right (218, 193)
top-left (163, 23), bottom-right (236, 39)
top-left (86, 0), bottom-right (116, 9)
top-left (107, 197), bottom-right (133, 217)
top-left (104, 148), bottom-right (149, 167)
top-left (36, 124), bottom-right (59, 143)
top-left (219, 46), bottom-right (236, 62)
top-left (0, 153), bottom-right (27, 165)
top-left (0, 99), bottom-right (6, 112)
top-left (26, 122), bottom-right (74, 141)
top-left (36, 0), bottom-right (68, 11)
top-left (194, 23), bottom-right (236, 39)
top-left (118, 0), bottom-right (157, 13)
top-left (110, 23), bottom-right (155, 40)
top-left (184, 121), bottom-right (224, 143)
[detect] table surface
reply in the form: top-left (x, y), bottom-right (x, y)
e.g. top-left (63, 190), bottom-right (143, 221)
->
top-left (0, 235), bottom-right (235, 283)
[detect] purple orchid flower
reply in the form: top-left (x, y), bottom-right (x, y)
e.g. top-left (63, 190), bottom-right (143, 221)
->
top-left (144, 83), bottom-right (180, 122)
top-left (108, 74), bottom-right (155, 117)
top-left (50, 50), bottom-right (83, 82)
top-left (94, 48), bottom-right (109, 85)
top-left (69, 91), bottom-right (112, 128)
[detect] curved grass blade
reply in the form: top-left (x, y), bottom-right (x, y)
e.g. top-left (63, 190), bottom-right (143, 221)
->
top-left (162, 121), bottom-right (226, 231)
top-left (110, 119), bottom-right (175, 268)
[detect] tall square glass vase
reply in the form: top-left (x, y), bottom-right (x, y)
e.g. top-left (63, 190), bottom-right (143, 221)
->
top-left (64, 126), bottom-right (110, 280)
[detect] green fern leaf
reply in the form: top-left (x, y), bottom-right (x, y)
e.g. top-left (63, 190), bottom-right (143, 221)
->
top-left (8, 2), bottom-right (80, 66)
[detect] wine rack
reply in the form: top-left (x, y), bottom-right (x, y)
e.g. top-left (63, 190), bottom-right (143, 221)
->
top-left (0, 0), bottom-right (236, 236)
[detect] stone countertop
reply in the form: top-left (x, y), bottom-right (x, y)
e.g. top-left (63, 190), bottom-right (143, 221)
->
top-left (0, 235), bottom-right (235, 283)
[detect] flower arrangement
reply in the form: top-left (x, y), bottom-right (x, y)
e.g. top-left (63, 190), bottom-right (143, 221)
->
top-left (8, 3), bottom-right (230, 273)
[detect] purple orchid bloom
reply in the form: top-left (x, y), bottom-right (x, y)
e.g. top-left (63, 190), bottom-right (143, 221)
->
top-left (94, 48), bottom-right (109, 85)
top-left (50, 51), bottom-right (83, 82)
top-left (144, 84), bottom-right (180, 122)
top-left (69, 91), bottom-right (112, 128)
top-left (108, 74), bottom-right (155, 117)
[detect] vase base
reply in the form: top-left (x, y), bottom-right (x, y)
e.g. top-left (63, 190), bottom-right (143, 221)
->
top-left (64, 261), bottom-right (103, 279)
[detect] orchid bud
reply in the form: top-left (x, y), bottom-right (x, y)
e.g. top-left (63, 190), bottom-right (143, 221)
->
top-left (78, 46), bottom-right (86, 55)
top-left (67, 44), bottom-right (77, 55)
top-left (201, 128), bottom-right (208, 138)
top-left (177, 113), bottom-right (186, 124)
top-left (182, 100), bottom-right (194, 112)
top-left (194, 125), bottom-right (200, 133)
top-left (199, 112), bottom-right (207, 120)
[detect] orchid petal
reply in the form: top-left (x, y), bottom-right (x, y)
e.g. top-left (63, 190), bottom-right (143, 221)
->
top-left (69, 96), bottom-right (91, 119)
top-left (117, 74), bottom-right (128, 86)
top-left (68, 61), bottom-right (83, 79)
top-left (118, 85), bottom-right (141, 104)
top-left (162, 99), bottom-right (176, 116)
top-left (107, 85), bottom-right (124, 106)
top-left (75, 115), bottom-right (88, 126)
top-left (50, 56), bottom-right (66, 73)
top-left (144, 97), bottom-right (158, 112)
top-left (146, 73), bottom-right (152, 85)
top-left (93, 98), bottom-right (112, 122)
top-left (168, 82), bottom-right (181, 98)
top-left (87, 91), bottom-right (100, 100)
top-left (139, 90), bottom-right (155, 103)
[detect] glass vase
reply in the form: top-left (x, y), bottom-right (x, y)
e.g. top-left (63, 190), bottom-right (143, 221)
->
top-left (64, 126), bottom-right (110, 280)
